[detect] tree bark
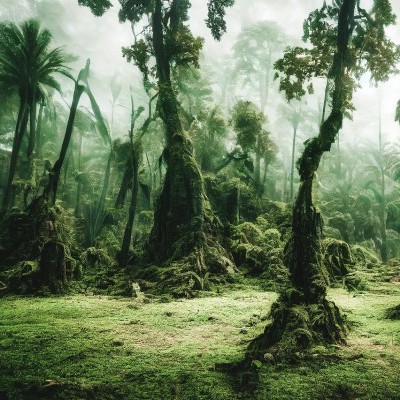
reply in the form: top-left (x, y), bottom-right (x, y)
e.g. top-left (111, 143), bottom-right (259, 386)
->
top-left (290, 126), bottom-right (297, 202)
top-left (119, 145), bottom-right (139, 266)
top-left (27, 91), bottom-right (37, 159)
top-left (1, 99), bottom-right (29, 216)
top-left (246, 0), bottom-right (356, 361)
top-left (115, 162), bottom-right (132, 209)
top-left (44, 82), bottom-right (85, 205)
top-left (74, 132), bottom-right (83, 217)
top-left (36, 102), bottom-right (44, 159)
top-left (148, 0), bottom-right (208, 262)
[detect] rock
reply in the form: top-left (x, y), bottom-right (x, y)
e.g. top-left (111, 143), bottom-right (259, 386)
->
top-left (263, 353), bottom-right (275, 363)
top-left (251, 360), bottom-right (263, 369)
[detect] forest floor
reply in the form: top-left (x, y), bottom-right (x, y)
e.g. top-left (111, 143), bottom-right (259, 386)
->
top-left (0, 280), bottom-right (400, 400)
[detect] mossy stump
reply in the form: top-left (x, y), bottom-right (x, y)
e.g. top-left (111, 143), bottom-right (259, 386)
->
top-left (38, 240), bottom-right (68, 294)
top-left (246, 291), bottom-right (347, 361)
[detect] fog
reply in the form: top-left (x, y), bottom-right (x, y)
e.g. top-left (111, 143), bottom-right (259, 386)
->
top-left (1, 0), bottom-right (400, 149)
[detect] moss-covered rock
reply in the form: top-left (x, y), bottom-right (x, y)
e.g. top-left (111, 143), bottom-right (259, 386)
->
top-left (351, 244), bottom-right (380, 268)
top-left (2, 260), bottom-right (40, 294)
top-left (343, 271), bottom-right (369, 292)
top-left (322, 238), bottom-right (354, 280)
top-left (229, 222), bottom-right (288, 287)
top-left (327, 212), bottom-right (354, 242)
top-left (323, 226), bottom-right (342, 240)
top-left (385, 304), bottom-right (400, 319)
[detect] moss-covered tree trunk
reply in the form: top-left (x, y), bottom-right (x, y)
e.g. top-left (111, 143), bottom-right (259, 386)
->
top-left (246, 0), bottom-right (356, 360)
top-left (39, 240), bottom-right (67, 294)
top-left (115, 162), bottom-right (132, 209)
top-left (290, 125), bottom-right (297, 202)
top-left (44, 81), bottom-right (85, 205)
top-left (147, 0), bottom-right (216, 264)
top-left (119, 144), bottom-right (139, 266)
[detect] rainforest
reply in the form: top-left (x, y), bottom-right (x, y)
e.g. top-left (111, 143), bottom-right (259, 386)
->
top-left (1, 0), bottom-right (400, 399)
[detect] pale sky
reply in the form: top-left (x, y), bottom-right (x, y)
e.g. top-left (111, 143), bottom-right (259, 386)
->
top-left (1, 0), bottom-right (400, 145)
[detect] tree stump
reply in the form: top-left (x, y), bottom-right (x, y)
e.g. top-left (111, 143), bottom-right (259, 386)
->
top-left (39, 241), bottom-right (67, 293)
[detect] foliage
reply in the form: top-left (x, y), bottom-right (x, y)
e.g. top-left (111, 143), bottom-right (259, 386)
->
top-left (229, 216), bottom-right (289, 289)
top-left (78, 0), bottom-right (112, 16)
top-left (274, 0), bottom-right (400, 111)
top-left (231, 21), bottom-right (286, 111)
top-left (206, 0), bottom-right (235, 40)
top-left (0, 19), bottom-right (71, 96)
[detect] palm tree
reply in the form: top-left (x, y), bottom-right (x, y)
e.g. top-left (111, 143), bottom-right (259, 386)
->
top-left (0, 19), bottom-right (70, 216)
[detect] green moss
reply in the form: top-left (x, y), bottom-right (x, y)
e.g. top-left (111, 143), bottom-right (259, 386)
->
top-left (322, 238), bottom-right (354, 280)
top-left (1, 284), bottom-right (400, 399)
top-left (386, 304), bottom-right (400, 320)
top-left (351, 245), bottom-right (380, 268)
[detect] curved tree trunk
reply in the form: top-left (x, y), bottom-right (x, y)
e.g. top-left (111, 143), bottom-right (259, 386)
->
top-left (75, 132), bottom-right (83, 217)
top-left (44, 81), bottom-right (85, 205)
top-left (246, 0), bottom-right (356, 361)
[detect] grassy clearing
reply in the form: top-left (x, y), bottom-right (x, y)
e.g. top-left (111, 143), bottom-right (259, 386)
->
top-left (0, 283), bottom-right (400, 399)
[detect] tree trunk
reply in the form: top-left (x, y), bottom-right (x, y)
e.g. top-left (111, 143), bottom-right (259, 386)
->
top-left (39, 240), bottom-right (67, 294)
top-left (254, 133), bottom-right (262, 196)
top-left (35, 102), bottom-right (44, 159)
top-left (115, 161), bottom-right (132, 209)
top-left (1, 100), bottom-right (29, 216)
top-left (119, 146), bottom-right (139, 266)
top-left (290, 126), bottom-right (297, 202)
top-left (75, 132), bottom-right (83, 217)
top-left (148, 0), bottom-right (233, 282)
top-left (147, 0), bottom-right (209, 262)
top-left (27, 92), bottom-right (37, 159)
top-left (92, 150), bottom-right (112, 241)
top-left (246, 0), bottom-right (356, 361)
top-left (44, 81), bottom-right (85, 204)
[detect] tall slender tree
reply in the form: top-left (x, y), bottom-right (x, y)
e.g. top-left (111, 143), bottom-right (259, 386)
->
top-left (0, 19), bottom-right (70, 216)
top-left (246, 0), bottom-right (400, 361)
top-left (232, 21), bottom-right (286, 113)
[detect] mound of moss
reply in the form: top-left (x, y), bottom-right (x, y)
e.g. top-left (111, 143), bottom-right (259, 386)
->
top-left (230, 221), bottom-right (289, 288)
top-left (322, 238), bottom-right (354, 280)
top-left (386, 304), bottom-right (400, 319)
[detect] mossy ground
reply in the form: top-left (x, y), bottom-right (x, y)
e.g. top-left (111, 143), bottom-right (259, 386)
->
top-left (1, 282), bottom-right (400, 399)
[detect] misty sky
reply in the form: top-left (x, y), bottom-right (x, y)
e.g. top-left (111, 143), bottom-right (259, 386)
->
top-left (1, 0), bottom-right (400, 147)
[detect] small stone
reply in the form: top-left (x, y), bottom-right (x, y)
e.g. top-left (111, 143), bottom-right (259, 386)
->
top-left (263, 353), bottom-right (274, 363)
top-left (251, 360), bottom-right (263, 369)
